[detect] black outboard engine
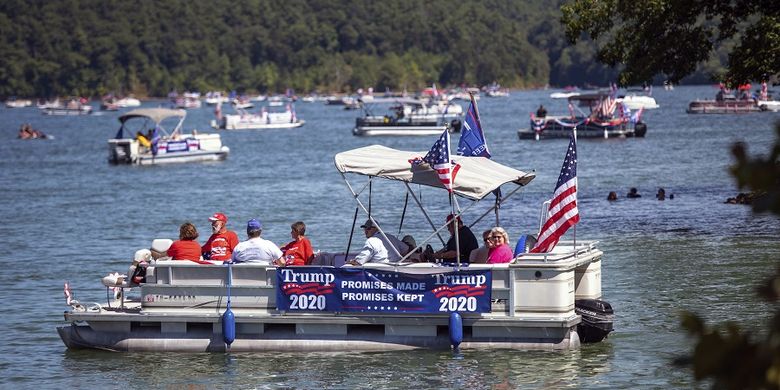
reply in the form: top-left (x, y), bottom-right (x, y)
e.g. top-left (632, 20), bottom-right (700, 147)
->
top-left (449, 119), bottom-right (462, 133)
top-left (575, 299), bottom-right (614, 343)
top-left (634, 122), bottom-right (647, 137)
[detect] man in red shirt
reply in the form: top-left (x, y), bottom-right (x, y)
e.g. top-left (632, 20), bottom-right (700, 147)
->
top-left (201, 212), bottom-right (239, 261)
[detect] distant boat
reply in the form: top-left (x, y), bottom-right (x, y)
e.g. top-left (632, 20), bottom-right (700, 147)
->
top-left (5, 97), bottom-right (32, 108)
top-left (617, 94), bottom-right (659, 110)
top-left (109, 108), bottom-right (229, 165)
top-left (550, 91), bottom-right (581, 99)
top-left (215, 104), bottom-right (304, 130)
top-left (519, 93), bottom-right (647, 140)
top-left (172, 92), bottom-right (202, 109)
top-left (687, 90), bottom-right (760, 114)
top-left (41, 99), bottom-right (92, 115)
top-left (352, 98), bottom-right (462, 136)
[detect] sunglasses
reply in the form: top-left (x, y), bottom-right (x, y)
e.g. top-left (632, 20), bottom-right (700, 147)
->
top-left (488, 236), bottom-right (503, 240)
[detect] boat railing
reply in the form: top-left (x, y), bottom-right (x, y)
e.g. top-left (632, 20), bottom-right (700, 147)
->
top-left (140, 245), bottom-right (602, 318)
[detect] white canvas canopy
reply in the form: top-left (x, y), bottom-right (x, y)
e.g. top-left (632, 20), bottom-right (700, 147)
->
top-left (119, 108), bottom-right (186, 124)
top-left (334, 145), bottom-right (535, 200)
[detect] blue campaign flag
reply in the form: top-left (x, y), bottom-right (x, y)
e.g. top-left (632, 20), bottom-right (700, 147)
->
top-left (150, 126), bottom-right (161, 156)
top-left (457, 95), bottom-right (491, 158)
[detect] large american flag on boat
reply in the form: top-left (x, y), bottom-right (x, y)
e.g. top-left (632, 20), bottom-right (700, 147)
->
top-left (410, 129), bottom-right (460, 192)
top-left (530, 132), bottom-right (580, 253)
top-left (596, 95), bottom-right (617, 118)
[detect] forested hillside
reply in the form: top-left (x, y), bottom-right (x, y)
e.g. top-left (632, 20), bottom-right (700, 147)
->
top-left (0, 0), bottom-right (717, 98)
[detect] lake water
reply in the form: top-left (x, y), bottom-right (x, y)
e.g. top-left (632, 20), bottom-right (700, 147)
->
top-left (1, 85), bottom-right (779, 388)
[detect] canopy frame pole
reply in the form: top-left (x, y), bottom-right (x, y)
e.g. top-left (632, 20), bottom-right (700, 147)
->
top-left (403, 182), bottom-right (446, 246)
top-left (452, 191), bottom-right (460, 271)
top-left (469, 185), bottom-right (525, 227)
top-left (340, 172), bottom-right (404, 260)
top-left (398, 192), bottom-right (409, 235)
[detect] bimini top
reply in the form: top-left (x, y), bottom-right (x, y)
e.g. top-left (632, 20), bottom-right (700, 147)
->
top-left (334, 145), bottom-right (535, 200)
top-left (119, 108), bottom-right (186, 124)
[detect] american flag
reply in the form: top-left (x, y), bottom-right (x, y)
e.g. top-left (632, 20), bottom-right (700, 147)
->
top-left (530, 132), bottom-right (580, 253)
top-left (411, 129), bottom-right (460, 192)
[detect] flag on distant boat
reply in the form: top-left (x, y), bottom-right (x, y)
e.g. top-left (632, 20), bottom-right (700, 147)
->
top-left (151, 126), bottom-right (161, 156)
top-left (457, 94), bottom-right (491, 158)
top-left (530, 132), bottom-right (579, 253)
top-left (410, 129), bottom-right (460, 192)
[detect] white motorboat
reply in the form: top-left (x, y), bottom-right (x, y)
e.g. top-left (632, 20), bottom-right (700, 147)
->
top-left (216, 104), bottom-right (305, 130)
top-left (115, 97), bottom-right (141, 107)
top-left (108, 108), bottom-right (229, 165)
top-left (5, 98), bottom-right (32, 108)
top-left (57, 144), bottom-right (612, 352)
top-left (617, 94), bottom-right (659, 110)
top-left (758, 99), bottom-right (780, 112)
top-left (550, 91), bottom-right (581, 99)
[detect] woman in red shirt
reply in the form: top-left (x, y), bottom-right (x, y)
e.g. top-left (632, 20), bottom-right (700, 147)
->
top-left (277, 221), bottom-right (314, 266)
top-left (166, 222), bottom-right (202, 262)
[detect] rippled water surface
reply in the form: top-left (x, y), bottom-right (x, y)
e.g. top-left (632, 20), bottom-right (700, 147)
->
top-left (1, 85), bottom-right (779, 388)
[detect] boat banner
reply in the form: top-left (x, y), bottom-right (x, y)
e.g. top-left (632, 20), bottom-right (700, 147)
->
top-left (276, 267), bottom-right (492, 313)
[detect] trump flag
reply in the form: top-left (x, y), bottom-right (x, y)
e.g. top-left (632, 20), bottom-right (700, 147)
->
top-left (457, 95), bottom-right (491, 158)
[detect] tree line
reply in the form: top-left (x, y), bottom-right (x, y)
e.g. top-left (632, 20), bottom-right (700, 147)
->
top-left (0, 0), bottom-right (725, 98)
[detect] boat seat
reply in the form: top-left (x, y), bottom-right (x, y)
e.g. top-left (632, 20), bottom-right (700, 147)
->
top-left (151, 238), bottom-right (173, 259)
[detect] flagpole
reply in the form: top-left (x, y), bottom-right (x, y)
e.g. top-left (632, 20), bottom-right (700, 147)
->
top-left (573, 127), bottom-right (578, 251)
top-left (470, 92), bottom-right (490, 158)
top-left (449, 128), bottom-right (461, 271)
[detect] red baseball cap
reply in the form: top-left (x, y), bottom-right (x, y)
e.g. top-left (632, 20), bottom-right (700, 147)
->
top-left (209, 212), bottom-right (227, 223)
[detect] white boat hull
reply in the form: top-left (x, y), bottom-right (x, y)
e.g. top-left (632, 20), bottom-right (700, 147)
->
top-left (108, 135), bottom-right (229, 165)
top-left (223, 120), bottom-right (305, 130)
top-left (758, 100), bottom-right (780, 112)
top-left (58, 243), bottom-right (603, 352)
top-left (353, 125), bottom-right (448, 136)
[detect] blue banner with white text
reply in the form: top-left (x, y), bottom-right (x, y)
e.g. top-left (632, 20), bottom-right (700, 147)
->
top-left (276, 267), bottom-right (492, 313)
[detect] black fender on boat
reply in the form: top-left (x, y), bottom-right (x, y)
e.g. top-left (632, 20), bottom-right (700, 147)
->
top-left (634, 122), bottom-right (647, 137)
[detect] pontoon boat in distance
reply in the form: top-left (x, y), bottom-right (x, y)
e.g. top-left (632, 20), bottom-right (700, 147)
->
top-left (353, 98), bottom-right (462, 136)
top-left (59, 144), bottom-right (612, 352)
top-left (108, 108), bottom-right (229, 165)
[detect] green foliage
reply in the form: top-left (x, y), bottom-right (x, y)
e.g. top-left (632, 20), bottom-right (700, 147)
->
top-left (0, 0), bottom-right (617, 97)
top-left (561, 0), bottom-right (780, 85)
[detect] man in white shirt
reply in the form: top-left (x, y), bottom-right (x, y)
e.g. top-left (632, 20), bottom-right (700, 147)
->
top-left (231, 219), bottom-right (283, 264)
top-left (347, 219), bottom-right (409, 265)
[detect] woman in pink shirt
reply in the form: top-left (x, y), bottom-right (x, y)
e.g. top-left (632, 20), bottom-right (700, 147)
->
top-left (487, 227), bottom-right (513, 264)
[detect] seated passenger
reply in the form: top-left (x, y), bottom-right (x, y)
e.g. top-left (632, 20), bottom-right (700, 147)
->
top-left (166, 222), bottom-right (202, 262)
top-left (202, 212), bottom-right (239, 261)
top-left (468, 230), bottom-right (492, 263)
top-left (486, 227), bottom-right (513, 264)
top-left (277, 221), bottom-right (314, 266)
top-left (346, 219), bottom-right (409, 265)
top-left (231, 219), bottom-right (283, 264)
top-left (423, 214), bottom-right (479, 264)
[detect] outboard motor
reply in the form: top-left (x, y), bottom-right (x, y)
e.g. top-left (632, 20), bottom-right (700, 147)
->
top-left (449, 119), bottom-right (462, 133)
top-left (575, 299), bottom-right (614, 343)
top-left (634, 122), bottom-right (647, 137)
